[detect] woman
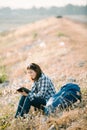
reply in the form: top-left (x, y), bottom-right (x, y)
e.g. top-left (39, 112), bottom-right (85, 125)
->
top-left (15, 63), bottom-right (56, 118)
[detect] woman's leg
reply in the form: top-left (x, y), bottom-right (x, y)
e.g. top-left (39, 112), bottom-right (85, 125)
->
top-left (19, 96), bottom-right (31, 117)
top-left (16, 96), bottom-right (46, 117)
top-left (15, 95), bottom-right (26, 118)
top-left (30, 97), bottom-right (46, 111)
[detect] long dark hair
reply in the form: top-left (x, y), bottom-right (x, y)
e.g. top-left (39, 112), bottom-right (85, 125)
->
top-left (27, 63), bottom-right (42, 81)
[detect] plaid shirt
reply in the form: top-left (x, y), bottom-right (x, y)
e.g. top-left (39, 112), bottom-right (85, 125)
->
top-left (28, 73), bottom-right (56, 101)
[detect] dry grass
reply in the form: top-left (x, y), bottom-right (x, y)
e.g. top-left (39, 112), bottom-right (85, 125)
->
top-left (0, 17), bottom-right (87, 130)
top-left (0, 98), bottom-right (86, 130)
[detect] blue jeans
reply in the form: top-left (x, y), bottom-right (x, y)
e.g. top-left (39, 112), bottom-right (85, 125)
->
top-left (15, 95), bottom-right (46, 118)
top-left (45, 83), bottom-right (81, 115)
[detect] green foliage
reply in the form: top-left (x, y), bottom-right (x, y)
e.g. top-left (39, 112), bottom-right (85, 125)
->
top-left (0, 115), bottom-right (10, 130)
top-left (0, 90), bottom-right (3, 96)
top-left (0, 74), bottom-right (7, 83)
top-left (32, 32), bottom-right (38, 39)
top-left (0, 66), bottom-right (8, 83)
top-left (57, 32), bottom-right (68, 37)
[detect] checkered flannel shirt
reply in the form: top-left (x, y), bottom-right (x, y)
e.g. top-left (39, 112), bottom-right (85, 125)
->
top-left (28, 73), bottom-right (56, 101)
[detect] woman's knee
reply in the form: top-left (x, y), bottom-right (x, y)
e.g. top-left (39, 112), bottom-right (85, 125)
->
top-left (19, 95), bottom-right (26, 105)
top-left (23, 96), bottom-right (31, 106)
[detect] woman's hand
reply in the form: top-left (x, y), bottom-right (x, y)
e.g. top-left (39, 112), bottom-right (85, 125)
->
top-left (21, 91), bottom-right (28, 96)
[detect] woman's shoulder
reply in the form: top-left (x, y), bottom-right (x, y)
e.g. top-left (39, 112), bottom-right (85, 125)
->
top-left (39, 73), bottom-right (52, 82)
top-left (42, 73), bottom-right (49, 78)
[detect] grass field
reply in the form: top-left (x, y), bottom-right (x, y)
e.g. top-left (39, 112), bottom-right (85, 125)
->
top-left (0, 17), bottom-right (87, 130)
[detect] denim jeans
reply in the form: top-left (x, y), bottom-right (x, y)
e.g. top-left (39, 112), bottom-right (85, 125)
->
top-left (15, 95), bottom-right (46, 118)
top-left (44, 83), bottom-right (82, 115)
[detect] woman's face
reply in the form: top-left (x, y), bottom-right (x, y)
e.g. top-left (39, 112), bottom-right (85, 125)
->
top-left (27, 69), bottom-right (37, 80)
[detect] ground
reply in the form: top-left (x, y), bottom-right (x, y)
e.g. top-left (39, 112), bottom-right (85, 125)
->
top-left (0, 17), bottom-right (87, 130)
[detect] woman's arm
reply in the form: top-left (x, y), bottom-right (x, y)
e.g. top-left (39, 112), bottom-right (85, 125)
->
top-left (35, 78), bottom-right (48, 98)
top-left (27, 83), bottom-right (37, 101)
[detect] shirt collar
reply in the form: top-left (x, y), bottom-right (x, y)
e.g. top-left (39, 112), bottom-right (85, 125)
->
top-left (37, 73), bottom-right (45, 82)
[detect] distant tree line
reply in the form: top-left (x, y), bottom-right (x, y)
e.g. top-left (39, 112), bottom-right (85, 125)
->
top-left (0, 4), bottom-right (87, 18)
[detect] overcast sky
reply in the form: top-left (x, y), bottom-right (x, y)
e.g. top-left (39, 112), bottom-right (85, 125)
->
top-left (0, 0), bottom-right (86, 9)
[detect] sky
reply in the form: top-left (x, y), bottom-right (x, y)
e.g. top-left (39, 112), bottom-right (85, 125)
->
top-left (0, 0), bottom-right (87, 9)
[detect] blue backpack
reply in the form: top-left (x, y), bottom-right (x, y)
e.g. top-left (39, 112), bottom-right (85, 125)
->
top-left (45, 83), bottom-right (82, 114)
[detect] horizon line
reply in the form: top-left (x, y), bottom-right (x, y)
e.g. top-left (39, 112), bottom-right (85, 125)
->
top-left (0, 4), bottom-right (87, 10)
